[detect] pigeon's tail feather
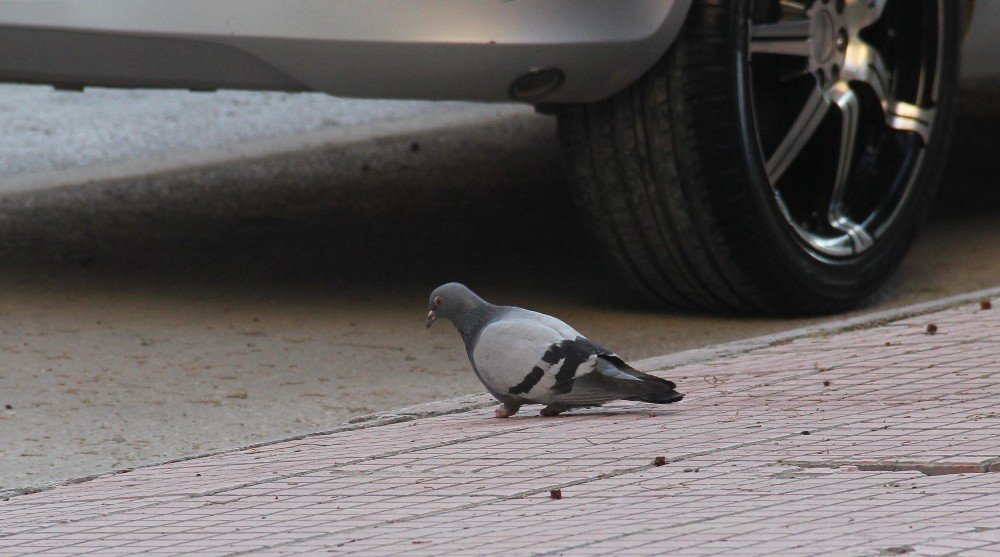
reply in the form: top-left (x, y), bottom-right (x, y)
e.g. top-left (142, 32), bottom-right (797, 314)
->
top-left (543, 359), bottom-right (685, 406)
top-left (628, 389), bottom-right (684, 404)
top-left (606, 363), bottom-right (684, 404)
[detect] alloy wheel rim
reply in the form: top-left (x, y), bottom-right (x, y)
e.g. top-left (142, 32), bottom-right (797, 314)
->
top-left (745, 0), bottom-right (944, 258)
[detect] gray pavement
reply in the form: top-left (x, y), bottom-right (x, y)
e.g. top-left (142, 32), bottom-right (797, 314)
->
top-left (0, 85), bottom-right (998, 492)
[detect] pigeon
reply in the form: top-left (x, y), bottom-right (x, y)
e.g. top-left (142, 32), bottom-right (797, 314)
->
top-left (425, 283), bottom-right (683, 418)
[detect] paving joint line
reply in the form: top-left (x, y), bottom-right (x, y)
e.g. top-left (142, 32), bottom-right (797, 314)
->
top-left (234, 422), bottom-right (942, 555)
top-left (0, 414), bottom-right (458, 500)
top-left (225, 457), bottom-right (766, 556)
top-left (529, 464), bottom-right (951, 557)
top-left (15, 417), bottom-right (1000, 556)
top-left (838, 524), bottom-right (1000, 557)
top-left (0, 426), bottom-right (535, 538)
top-left (724, 484), bottom-right (994, 555)
top-left (199, 426), bottom-right (538, 497)
top-left (781, 457), bottom-right (1000, 475)
top-left (643, 368), bottom-right (1000, 479)
top-left (592, 354), bottom-right (1000, 472)
top-left (661, 497), bottom-right (983, 557)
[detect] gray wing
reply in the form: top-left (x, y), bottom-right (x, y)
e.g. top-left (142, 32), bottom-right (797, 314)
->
top-left (471, 318), bottom-right (590, 400)
top-left (473, 316), bottom-right (677, 406)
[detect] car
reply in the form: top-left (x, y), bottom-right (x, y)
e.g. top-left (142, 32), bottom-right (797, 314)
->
top-left (0, 0), bottom-right (994, 314)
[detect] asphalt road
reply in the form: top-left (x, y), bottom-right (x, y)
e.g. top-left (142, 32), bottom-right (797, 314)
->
top-left (1, 87), bottom-right (998, 492)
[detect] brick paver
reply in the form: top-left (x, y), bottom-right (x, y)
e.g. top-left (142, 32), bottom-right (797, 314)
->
top-left (2, 299), bottom-right (999, 555)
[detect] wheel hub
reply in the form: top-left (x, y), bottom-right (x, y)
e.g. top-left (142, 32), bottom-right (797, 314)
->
top-left (807, 1), bottom-right (862, 88)
top-left (810, 8), bottom-right (839, 65)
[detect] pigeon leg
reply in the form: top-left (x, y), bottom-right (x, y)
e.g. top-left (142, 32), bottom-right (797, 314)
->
top-left (494, 401), bottom-right (521, 418)
top-left (539, 403), bottom-right (569, 417)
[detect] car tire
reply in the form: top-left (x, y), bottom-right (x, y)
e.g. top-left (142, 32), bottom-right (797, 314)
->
top-left (556, 0), bottom-right (961, 314)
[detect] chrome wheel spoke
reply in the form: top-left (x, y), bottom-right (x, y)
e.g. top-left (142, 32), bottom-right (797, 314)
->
top-left (886, 101), bottom-right (934, 145)
top-left (830, 215), bottom-right (875, 253)
top-left (827, 85), bottom-right (871, 254)
top-left (828, 86), bottom-right (860, 220)
top-left (855, 0), bottom-right (889, 29)
top-left (779, 0), bottom-right (808, 14)
top-left (844, 42), bottom-right (891, 106)
top-left (766, 83), bottom-right (831, 184)
top-left (749, 20), bottom-right (812, 57)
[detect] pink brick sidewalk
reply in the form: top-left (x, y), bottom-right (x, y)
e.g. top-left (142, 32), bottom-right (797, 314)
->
top-left (2, 297), bottom-right (999, 556)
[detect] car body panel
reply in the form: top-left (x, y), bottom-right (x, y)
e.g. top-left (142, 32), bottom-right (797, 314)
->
top-left (0, 0), bottom-right (993, 103)
top-left (0, 0), bottom-right (693, 102)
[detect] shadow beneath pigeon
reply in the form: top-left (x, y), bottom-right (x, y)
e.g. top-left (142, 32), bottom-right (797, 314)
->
top-left (559, 407), bottom-right (685, 418)
top-left (479, 405), bottom-right (684, 421)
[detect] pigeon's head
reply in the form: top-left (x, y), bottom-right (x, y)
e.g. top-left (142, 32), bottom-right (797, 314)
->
top-left (426, 282), bottom-right (483, 329)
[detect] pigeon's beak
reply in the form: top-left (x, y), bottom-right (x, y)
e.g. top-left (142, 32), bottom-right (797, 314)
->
top-left (425, 309), bottom-right (437, 329)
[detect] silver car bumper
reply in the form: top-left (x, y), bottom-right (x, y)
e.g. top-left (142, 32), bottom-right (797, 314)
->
top-left (0, 0), bottom-right (693, 103)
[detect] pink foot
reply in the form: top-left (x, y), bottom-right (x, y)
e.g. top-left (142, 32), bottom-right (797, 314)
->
top-left (494, 402), bottom-right (521, 418)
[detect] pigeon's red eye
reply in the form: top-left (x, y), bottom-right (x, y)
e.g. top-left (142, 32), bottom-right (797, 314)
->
top-left (434, 296), bottom-right (444, 306)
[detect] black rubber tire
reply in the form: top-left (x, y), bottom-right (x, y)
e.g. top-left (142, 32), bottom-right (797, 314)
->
top-left (557, 0), bottom-right (961, 315)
